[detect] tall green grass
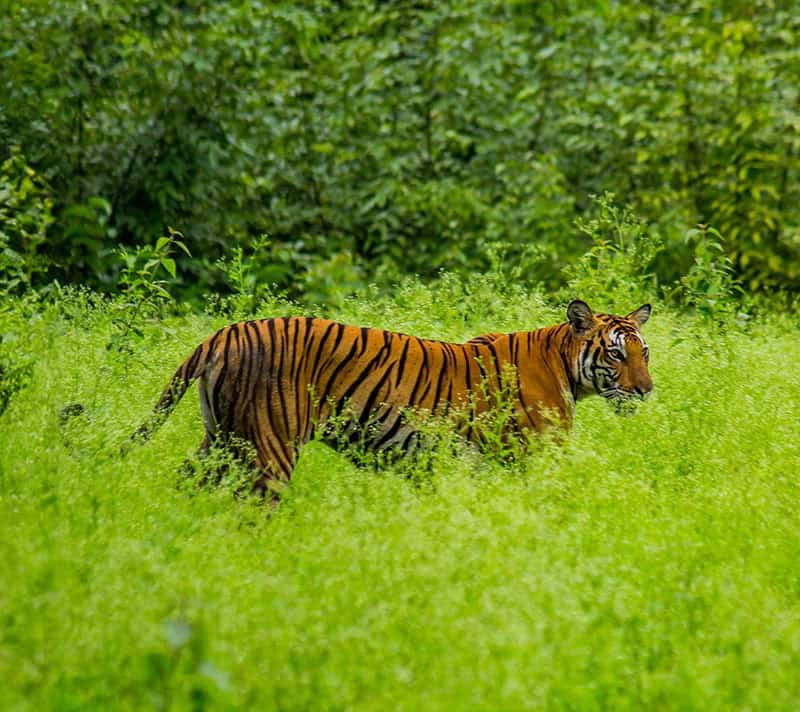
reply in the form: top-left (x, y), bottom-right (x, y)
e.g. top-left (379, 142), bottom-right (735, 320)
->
top-left (1, 280), bottom-right (799, 711)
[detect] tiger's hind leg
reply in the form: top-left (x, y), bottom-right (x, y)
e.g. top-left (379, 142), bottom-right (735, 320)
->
top-left (184, 375), bottom-right (254, 489)
top-left (179, 430), bottom-right (263, 496)
top-left (198, 423), bottom-right (298, 504)
top-left (196, 369), bottom-right (300, 503)
top-left (251, 442), bottom-right (298, 506)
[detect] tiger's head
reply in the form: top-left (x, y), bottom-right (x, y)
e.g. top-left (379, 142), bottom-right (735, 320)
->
top-left (567, 300), bottom-right (653, 403)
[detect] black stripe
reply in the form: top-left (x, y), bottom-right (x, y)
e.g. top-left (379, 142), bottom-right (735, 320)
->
top-left (371, 403), bottom-right (396, 429)
top-left (211, 327), bottom-right (234, 429)
top-left (336, 338), bottom-right (393, 408)
top-left (377, 331), bottom-right (394, 369)
top-left (356, 361), bottom-right (396, 429)
top-left (374, 409), bottom-right (405, 449)
top-left (463, 345), bottom-right (474, 395)
top-left (418, 378), bottom-right (432, 405)
top-left (407, 339), bottom-right (430, 406)
top-left (307, 321), bottom-right (337, 387)
top-left (472, 345), bottom-right (487, 381)
top-left (244, 321), bottom-right (261, 393)
top-left (238, 321), bottom-right (256, 421)
top-left (289, 317), bottom-right (301, 383)
top-left (311, 322), bottom-right (346, 387)
top-left (274, 319), bottom-right (291, 438)
top-left (407, 367), bottom-right (426, 408)
top-left (443, 378), bottom-right (453, 416)
top-left (399, 429), bottom-right (417, 452)
top-left (544, 328), bottom-right (555, 353)
top-left (440, 344), bottom-right (458, 415)
top-left (431, 349), bottom-right (449, 415)
top-left (517, 388), bottom-right (538, 430)
top-left (316, 335), bottom-right (361, 410)
top-left (227, 323), bottom-right (243, 431)
top-left (485, 340), bottom-right (503, 390)
top-left (294, 318), bottom-right (315, 440)
top-left (358, 327), bottom-right (370, 356)
top-left (265, 319), bottom-right (277, 381)
top-left (206, 326), bottom-right (225, 355)
top-left (394, 337), bottom-right (411, 387)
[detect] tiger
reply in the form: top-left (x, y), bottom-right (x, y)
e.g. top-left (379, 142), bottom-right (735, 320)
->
top-left (131, 299), bottom-right (652, 490)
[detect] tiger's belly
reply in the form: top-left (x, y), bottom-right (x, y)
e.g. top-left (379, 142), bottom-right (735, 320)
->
top-left (319, 402), bottom-right (421, 456)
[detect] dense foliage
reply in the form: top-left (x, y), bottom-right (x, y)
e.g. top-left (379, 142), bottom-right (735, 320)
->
top-left (2, 0), bottom-right (799, 301)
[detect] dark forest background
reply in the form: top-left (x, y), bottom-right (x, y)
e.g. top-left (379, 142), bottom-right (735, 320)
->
top-left (2, 0), bottom-right (799, 303)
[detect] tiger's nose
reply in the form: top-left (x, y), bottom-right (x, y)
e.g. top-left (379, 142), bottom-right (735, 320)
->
top-left (634, 377), bottom-right (653, 399)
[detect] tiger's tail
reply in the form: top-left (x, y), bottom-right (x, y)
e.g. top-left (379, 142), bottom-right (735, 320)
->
top-left (126, 342), bottom-right (211, 451)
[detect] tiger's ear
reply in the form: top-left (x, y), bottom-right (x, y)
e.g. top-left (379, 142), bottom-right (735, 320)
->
top-left (626, 304), bottom-right (651, 327)
top-left (567, 300), bottom-right (595, 337)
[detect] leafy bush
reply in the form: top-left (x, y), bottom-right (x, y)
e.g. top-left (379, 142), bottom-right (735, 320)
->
top-left (670, 225), bottom-right (744, 325)
top-left (108, 229), bottom-right (190, 358)
top-left (0, 150), bottom-right (53, 293)
top-left (2, 0), bottom-right (800, 298)
top-left (564, 193), bottom-right (662, 308)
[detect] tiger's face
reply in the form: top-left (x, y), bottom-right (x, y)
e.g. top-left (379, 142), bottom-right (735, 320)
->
top-left (567, 300), bottom-right (653, 402)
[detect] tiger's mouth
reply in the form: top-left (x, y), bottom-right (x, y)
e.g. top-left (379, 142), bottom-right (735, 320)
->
top-left (601, 388), bottom-right (647, 415)
top-left (601, 387), bottom-right (649, 402)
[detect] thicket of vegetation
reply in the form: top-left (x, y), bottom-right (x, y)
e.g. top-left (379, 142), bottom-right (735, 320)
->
top-left (2, 269), bottom-right (800, 709)
top-left (2, 0), bottom-right (800, 302)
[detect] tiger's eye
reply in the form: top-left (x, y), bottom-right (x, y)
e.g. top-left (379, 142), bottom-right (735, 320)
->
top-left (608, 348), bottom-right (625, 361)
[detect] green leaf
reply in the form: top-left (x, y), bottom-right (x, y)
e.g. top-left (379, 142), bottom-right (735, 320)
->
top-left (174, 240), bottom-right (192, 257)
top-left (161, 257), bottom-right (176, 278)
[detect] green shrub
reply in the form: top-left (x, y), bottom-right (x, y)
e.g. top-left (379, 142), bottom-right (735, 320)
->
top-left (3, 1), bottom-right (800, 298)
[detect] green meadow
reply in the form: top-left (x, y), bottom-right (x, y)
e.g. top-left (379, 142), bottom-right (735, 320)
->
top-left (5, 2), bottom-right (800, 708)
top-left (2, 279), bottom-right (799, 711)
